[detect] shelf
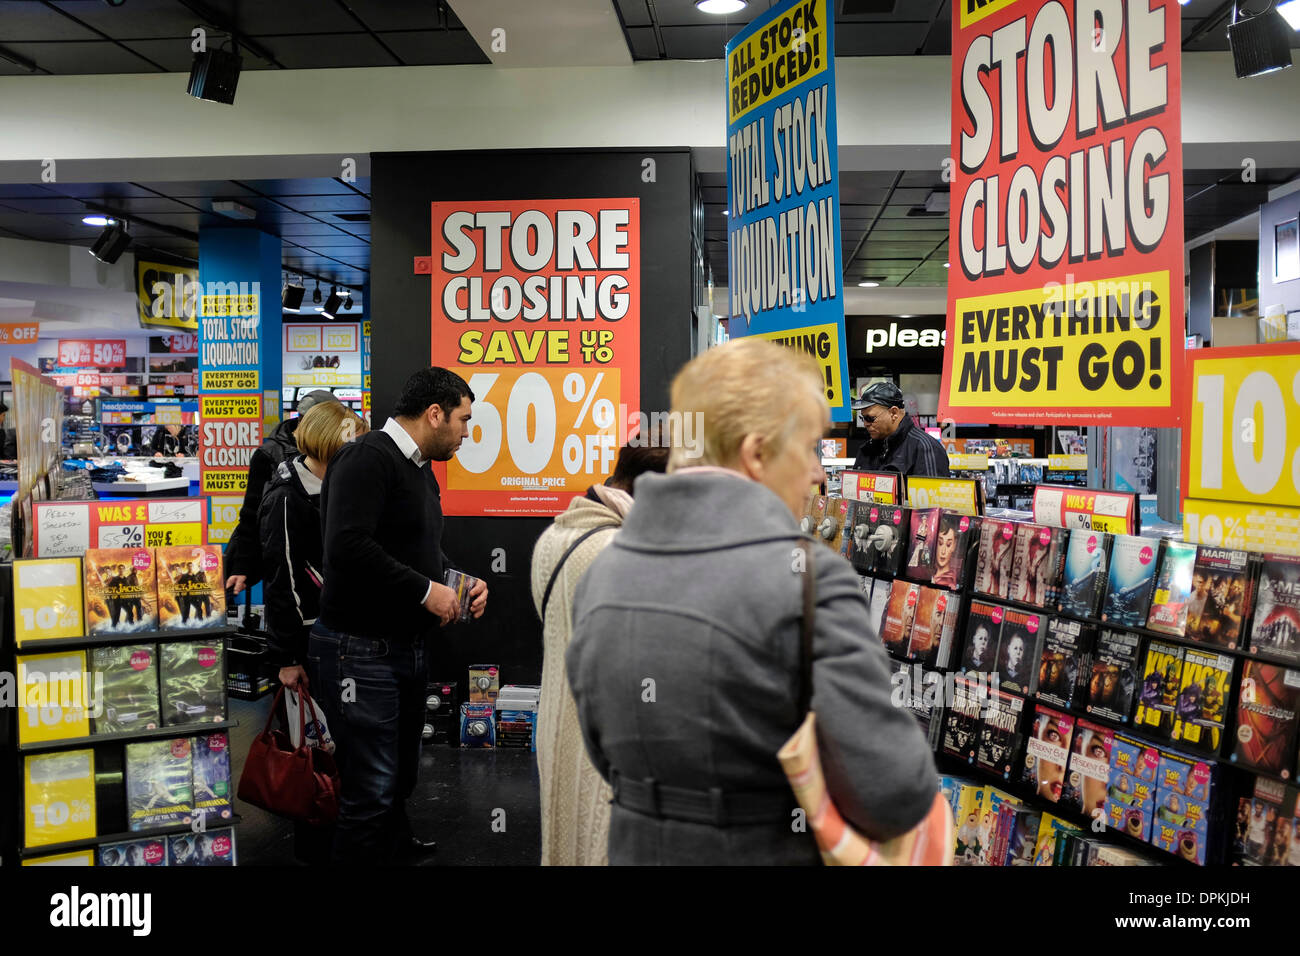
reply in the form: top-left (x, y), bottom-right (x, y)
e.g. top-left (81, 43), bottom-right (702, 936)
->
top-left (15, 624), bottom-right (236, 654)
top-left (20, 815), bottom-right (243, 859)
top-left (18, 719), bottom-right (237, 754)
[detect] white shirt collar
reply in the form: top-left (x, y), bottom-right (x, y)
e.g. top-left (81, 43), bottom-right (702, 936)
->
top-left (382, 417), bottom-right (425, 467)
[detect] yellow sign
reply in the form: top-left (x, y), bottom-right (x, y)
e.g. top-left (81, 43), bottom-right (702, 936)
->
top-left (200, 394), bottom-right (260, 418)
top-left (207, 495), bottom-right (243, 545)
top-left (137, 259), bottom-right (199, 331)
top-left (1183, 499), bottom-right (1300, 557)
top-left (263, 389), bottom-right (281, 431)
top-left (24, 750), bottom-right (96, 849)
top-left (284, 370), bottom-right (361, 387)
top-left (906, 476), bottom-right (982, 515)
top-left (1184, 345), bottom-right (1300, 509)
top-left (155, 404), bottom-right (183, 426)
top-left (754, 322), bottom-right (844, 411)
top-left (13, 559), bottom-right (83, 647)
top-left (201, 294), bottom-right (259, 317)
top-left (203, 470), bottom-right (250, 494)
top-left (17, 651), bottom-right (91, 746)
top-left (949, 453), bottom-right (990, 471)
top-left (363, 391), bottom-right (372, 412)
top-left (958, 0), bottom-right (1020, 29)
top-left (22, 850), bottom-right (94, 866)
top-left (145, 523), bottom-right (202, 548)
top-left (727, 0), bottom-right (829, 124)
top-left (363, 321), bottom-right (371, 336)
top-left (947, 270), bottom-right (1172, 412)
top-left (202, 370), bottom-right (259, 391)
top-left (1049, 454), bottom-right (1089, 471)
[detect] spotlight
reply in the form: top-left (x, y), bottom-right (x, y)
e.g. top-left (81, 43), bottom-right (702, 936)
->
top-left (696, 0), bottom-right (747, 12)
top-left (322, 287), bottom-right (345, 319)
top-left (89, 221), bottom-right (131, 264)
top-left (282, 281), bottom-right (305, 312)
top-left (944, 262), bottom-right (951, 268)
top-left (858, 281), bottom-right (879, 288)
top-left (186, 47), bottom-right (242, 104)
top-left (82, 215), bottom-right (115, 227)
top-left (1228, 4), bottom-right (1293, 78)
top-left (1279, 0), bottom-right (1300, 29)
top-left (341, 291), bottom-right (352, 311)
top-left (313, 281), bottom-right (322, 305)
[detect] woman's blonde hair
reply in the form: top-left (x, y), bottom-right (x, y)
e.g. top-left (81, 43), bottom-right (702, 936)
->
top-left (295, 401), bottom-right (369, 465)
top-left (667, 337), bottom-right (826, 471)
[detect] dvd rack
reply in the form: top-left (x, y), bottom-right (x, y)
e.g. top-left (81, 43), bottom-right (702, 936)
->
top-left (819, 485), bottom-right (1298, 867)
top-left (0, 553), bottom-right (242, 866)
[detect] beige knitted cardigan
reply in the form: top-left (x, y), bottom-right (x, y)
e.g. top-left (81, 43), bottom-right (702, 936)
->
top-left (530, 486), bottom-right (631, 866)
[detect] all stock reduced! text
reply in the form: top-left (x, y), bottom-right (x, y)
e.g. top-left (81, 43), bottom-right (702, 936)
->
top-left (941, 0), bottom-right (1185, 426)
top-left (427, 199), bottom-right (641, 515)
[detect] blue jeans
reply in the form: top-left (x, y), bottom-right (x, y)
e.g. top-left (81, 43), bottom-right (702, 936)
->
top-left (307, 623), bottom-right (428, 864)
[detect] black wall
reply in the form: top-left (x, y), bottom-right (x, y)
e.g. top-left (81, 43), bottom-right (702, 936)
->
top-left (370, 149), bottom-right (695, 684)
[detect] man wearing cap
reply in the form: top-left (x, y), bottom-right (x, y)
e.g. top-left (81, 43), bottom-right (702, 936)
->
top-left (850, 381), bottom-right (950, 478)
top-left (224, 389), bottom-right (340, 595)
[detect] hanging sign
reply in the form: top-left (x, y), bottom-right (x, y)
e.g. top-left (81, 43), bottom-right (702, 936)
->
top-left (199, 394), bottom-right (262, 494)
top-left (420, 199), bottom-right (641, 516)
top-left (940, 0), bottom-right (1185, 426)
top-left (137, 258), bottom-right (200, 332)
top-left (725, 0), bottom-right (850, 422)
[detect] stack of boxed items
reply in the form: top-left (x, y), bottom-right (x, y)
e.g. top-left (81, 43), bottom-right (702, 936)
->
top-left (496, 684), bottom-right (539, 751)
top-left (457, 664), bottom-right (539, 750)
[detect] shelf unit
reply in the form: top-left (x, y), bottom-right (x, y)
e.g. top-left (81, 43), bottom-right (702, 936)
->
top-left (18, 719), bottom-right (238, 754)
top-left (19, 815), bottom-right (243, 859)
top-left (16, 625), bottom-right (237, 655)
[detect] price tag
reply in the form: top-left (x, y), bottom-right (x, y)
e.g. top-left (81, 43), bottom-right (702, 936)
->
top-left (1182, 498), bottom-right (1300, 556)
top-left (1049, 454), bottom-right (1089, 471)
top-left (145, 523), bottom-right (201, 548)
top-left (98, 524), bottom-right (144, 548)
top-left (1185, 343), bottom-right (1300, 509)
top-left (949, 453), bottom-right (990, 471)
top-left (17, 652), bottom-right (91, 746)
top-left (21, 850), bottom-right (94, 866)
top-left (24, 750), bottom-right (97, 848)
top-left (905, 477), bottom-right (981, 515)
top-left (13, 559), bottom-right (84, 647)
top-left (207, 495), bottom-right (242, 544)
top-left (32, 503), bottom-right (91, 558)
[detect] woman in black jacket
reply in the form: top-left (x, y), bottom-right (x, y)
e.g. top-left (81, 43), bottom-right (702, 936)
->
top-left (258, 401), bottom-right (368, 690)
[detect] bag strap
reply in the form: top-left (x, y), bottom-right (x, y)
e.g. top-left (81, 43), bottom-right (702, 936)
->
top-left (262, 685), bottom-right (288, 736)
top-left (540, 525), bottom-right (610, 623)
top-left (796, 540), bottom-right (816, 716)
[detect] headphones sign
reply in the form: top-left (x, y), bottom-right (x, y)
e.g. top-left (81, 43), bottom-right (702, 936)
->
top-left (940, 0), bottom-right (1186, 427)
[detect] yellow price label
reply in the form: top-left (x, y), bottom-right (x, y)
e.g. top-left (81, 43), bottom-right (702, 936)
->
top-left (1090, 514), bottom-right (1133, 535)
top-left (905, 476), bottom-right (981, 515)
top-left (13, 559), bottom-right (84, 647)
top-left (1182, 498), bottom-right (1300, 557)
top-left (949, 454), bottom-right (990, 471)
top-left (22, 850), bottom-right (95, 866)
top-left (1049, 454), bottom-right (1089, 471)
top-left (145, 523), bottom-right (202, 548)
top-left (207, 495), bottom-right (242, 545)
top-left (24, 750), bottom-right (97, 849)
top-left (201, 370), bottom-right (259, 391)
top-left (1185, 344), bottom-right (1300, 509)
top-left (17, 651), bottom-right (92, 746)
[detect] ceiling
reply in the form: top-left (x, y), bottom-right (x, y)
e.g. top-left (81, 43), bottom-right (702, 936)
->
top-left (1, 0), bottom-right (1294, 77)
top-left (0, 176), bottom-right (371, 290)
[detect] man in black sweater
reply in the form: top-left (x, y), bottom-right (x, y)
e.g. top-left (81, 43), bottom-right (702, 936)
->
top-left (310, 368), bottom-right (487, 864)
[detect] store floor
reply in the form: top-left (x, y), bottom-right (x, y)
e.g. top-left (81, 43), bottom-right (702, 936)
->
top-left (228, 696), bottom-right (542, 866)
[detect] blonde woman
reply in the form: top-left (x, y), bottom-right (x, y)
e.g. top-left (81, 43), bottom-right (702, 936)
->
top-left (566, 338), bottom-right (938, 865)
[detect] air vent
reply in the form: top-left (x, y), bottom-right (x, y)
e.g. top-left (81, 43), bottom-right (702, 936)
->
top-left (334, 213), bottom-right (370, 222)
top-left (840, 0), bottom-right (897, 14)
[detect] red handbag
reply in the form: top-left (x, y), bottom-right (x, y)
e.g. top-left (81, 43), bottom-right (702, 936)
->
top-left (237, 686), bottom-right (340, 826)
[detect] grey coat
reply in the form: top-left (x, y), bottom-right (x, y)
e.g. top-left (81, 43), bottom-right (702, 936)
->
top-left (566, 469), bottom-right (938, 865)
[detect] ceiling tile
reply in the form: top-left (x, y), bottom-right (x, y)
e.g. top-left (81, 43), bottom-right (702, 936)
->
top-left (376, 29), bottom-right (490, 65)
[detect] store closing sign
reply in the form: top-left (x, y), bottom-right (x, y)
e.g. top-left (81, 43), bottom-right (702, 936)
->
top-left (940, 0), bottom-right (1185, 426)
top-left (419, 199), bottom-right (640, 516)
top-left (725, 0), bottom-right (851, 422)
top-left (199, 394), bottom-right (262, 494)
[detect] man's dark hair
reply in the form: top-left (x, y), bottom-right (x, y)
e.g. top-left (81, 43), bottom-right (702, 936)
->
top-left (394, 367), bottom-right (474, 419)
top-left (607, 444), bottom-right (669, 494)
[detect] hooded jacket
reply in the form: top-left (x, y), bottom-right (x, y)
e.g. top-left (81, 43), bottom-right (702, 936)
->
top-left (257, 454), bottom-right (323, 668)
top-left (852, 413), bottom-right (951, 478)
top-left (530, 484), bottom-right (632, 866)
top-left (566, 469), bottom-right (938, 865)
top-left (224, 417), bottom-right (301, 584)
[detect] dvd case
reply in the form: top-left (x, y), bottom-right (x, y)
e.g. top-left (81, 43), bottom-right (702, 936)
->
top-left (961, 600), bottom-right (1004, 676)
top-left (942, 675), bottom-right (984, 764)
top-left (168, 828), bottom-right (236, 866)
top-left (443, 568), bottom-right (480, 623)
top-left (930, 512), bottom-right (980, 592)
top-left (1061, 718), bottom-right (1114, 817)
top-left (1146, 541), bottom-right (1198, 636)
top-left (904, 509), bottom-right (942, 583)
top-left (849, 503), bottom-right (910, 576)
top-left (1252, 554), bottom-right (1300, 663)
top-left (97, 838), bottom-right (168, 866)
top-left (1022, 705), bottom-right (1075, 804)
top-left (156, 545), bottom-right (225, 629)
top-left (90, 644), bottom-right (160, 735)
top-left (1232, 661), bottom-right (1300, 779)
top-left (1060, 530), bottom-right (1112, 619)
top-left (1087, 629), bottom-right (1142, 724)
top-left (83, 548), bottom-right (158, 635)
top-left (974, 519), bottom-right (1017, 600)
top-left (1009, 524), bottom-right (1067, 608)
top-left (1037, 617), bottom-right (1094, 710)
top-left (909, 587), bottom-right (963, 669)
top-left (193, 732), bottom-right (233, 824)
top-left (1170, 647), bottom-right (1233, 754)
top-left (976, 689), bottom-right (1026, 781)
top-left (880, 580), bottom-right (920, 659)
top-left (1101, 536), bottom-right (1161, 629)
top-left (125, 738), bottom-right (193, 830)
top-left (1185, 547), bottom-right (1252, 650)
top-left (160, 641), bottom-right (226, 725)
top-left (997, 607), bottom-right (1047, 695)
top-left (1134, 640), bottom-right (1185, 739)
